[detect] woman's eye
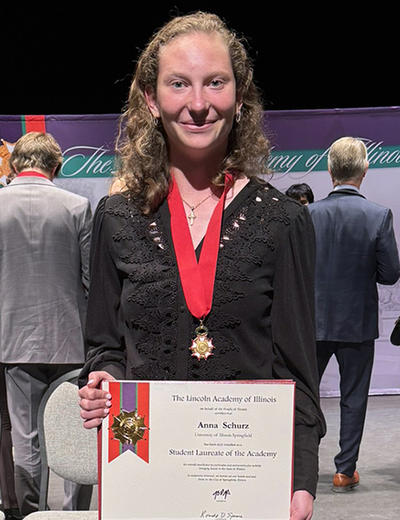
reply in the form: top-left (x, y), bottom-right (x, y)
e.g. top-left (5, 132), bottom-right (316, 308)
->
top-left (172, 81), bottom-right (185, 89)
top-left (210, 79), bottom-right (223, 88)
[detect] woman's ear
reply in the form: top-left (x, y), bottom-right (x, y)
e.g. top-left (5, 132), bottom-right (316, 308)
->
top-left (144, 86), bottom-right (160, 118)
top-left (235, 95), bottom-right (243, 122)
top-left (236, 90), bottom-right (243, 112)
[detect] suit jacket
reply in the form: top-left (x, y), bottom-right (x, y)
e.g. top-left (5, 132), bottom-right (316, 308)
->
top-left (308, 187), bottom-right (400, 343)
top-left (0, 176), bottom-right (92, 363)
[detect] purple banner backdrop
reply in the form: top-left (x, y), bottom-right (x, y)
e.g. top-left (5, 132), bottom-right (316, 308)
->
top-left (0, 115), bottom-right (118, 205)
top-left (264, 106), bottom-right (400, 149)
top-left (262, 108), bottom-right (400, 397)
top-left (1, 108), bottom-right (400, 396)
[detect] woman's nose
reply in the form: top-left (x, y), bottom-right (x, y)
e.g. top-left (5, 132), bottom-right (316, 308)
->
top-left (188, 86), bottom-right (208, 113)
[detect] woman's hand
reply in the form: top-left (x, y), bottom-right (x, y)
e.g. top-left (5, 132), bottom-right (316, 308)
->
top-left (78, 371), bottom-right (115, 429)
top-left (289, 490), bottom-right (314, 520)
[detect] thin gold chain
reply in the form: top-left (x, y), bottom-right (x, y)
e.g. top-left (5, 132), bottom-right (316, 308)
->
top-left (181, 192), bottom-right (213, 225)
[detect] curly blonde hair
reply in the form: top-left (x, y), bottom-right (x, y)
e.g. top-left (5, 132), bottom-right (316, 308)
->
top-left (115, 11), bottom-right (271, 214)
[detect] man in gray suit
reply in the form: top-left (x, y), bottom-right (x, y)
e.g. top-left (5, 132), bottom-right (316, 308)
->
top-left (0, 132), bottom-right (93, 515)
top-left (309, 137), bottom-right (400, 493)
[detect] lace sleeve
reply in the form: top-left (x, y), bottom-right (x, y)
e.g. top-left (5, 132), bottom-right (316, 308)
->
top-left (79, 197), bottom-right (127, 384)
top-left (271, 205), bottom-right (326, 496)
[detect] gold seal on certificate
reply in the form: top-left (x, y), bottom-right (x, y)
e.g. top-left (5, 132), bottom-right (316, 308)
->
top-left (111, 410), bottom-right (148, 446)
top-left (189, 322), bottom-right (215, 360)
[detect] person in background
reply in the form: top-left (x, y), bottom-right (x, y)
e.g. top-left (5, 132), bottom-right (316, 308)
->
top-left (0, 363), bottom-right (21, 520)
top-left (78, 12), bottom-right (325, 520)
top-left (308, 136), bottom-right (400, 492)
top-left (286, 183), bottom-right (314, 205)
top-left (0, 143), bottom-right (23, 520)
top-left (0, 132), bottom-right (93, 515)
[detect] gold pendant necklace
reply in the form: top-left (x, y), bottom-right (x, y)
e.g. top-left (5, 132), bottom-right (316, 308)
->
top-left (181, 193), bottom-right (213, 225)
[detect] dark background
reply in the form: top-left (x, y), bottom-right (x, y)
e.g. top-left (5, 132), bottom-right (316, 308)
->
top-left (1, 3), bottom-right (397, 115)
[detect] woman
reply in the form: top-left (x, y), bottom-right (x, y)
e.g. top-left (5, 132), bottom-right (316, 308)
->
top-left (79, 12), bottom-right (325, 520)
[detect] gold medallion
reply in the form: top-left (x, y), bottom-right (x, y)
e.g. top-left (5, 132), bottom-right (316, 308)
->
top-left (111, 410), bottom-right (149, 446)
top-left (189, 322), bottom-right (215, 360)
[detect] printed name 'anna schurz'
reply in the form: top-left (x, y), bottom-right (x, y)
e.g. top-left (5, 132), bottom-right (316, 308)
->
top-left (197, 422), bottom-right (250, 429)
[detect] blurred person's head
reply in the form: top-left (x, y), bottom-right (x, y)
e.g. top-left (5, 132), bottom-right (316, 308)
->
top-left (328, 137), bottom-right (368, 186)
top-left (286, 183), bottom-right (314, 205)
top-left (10, 132), bottom-right (63, 179)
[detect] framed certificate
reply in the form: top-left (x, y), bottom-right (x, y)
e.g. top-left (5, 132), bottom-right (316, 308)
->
top-left (99, 380), bottom-right (295, 520)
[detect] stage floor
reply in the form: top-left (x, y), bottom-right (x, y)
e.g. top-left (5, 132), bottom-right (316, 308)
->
top-left (314, 394), bottom-right (400, 520)
top-left (47, 394), bottom-right (400, 520)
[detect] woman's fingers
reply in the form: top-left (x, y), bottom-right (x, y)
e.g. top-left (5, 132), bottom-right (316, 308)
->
top-left (78, 370), bottom-right (115, 429)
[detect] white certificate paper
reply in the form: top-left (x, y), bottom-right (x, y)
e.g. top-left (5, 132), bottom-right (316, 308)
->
top-left (100, 380), bottom-right (295, 520)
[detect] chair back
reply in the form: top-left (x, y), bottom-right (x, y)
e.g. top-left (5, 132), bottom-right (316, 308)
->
top-left (38, 369), bottom-right (98, 510)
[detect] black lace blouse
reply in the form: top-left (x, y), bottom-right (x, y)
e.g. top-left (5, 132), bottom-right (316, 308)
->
top-left (81, 178), bottom-right (325, 495)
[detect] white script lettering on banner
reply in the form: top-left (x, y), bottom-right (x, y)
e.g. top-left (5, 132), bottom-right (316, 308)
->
top-left (267, 148), bottom-right (304, 173)
top-left (61, 146), bottom-right (115, 177)
top-left (363, 139), bottom-right (400, 166)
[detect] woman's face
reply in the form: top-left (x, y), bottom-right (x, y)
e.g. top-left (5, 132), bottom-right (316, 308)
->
top-left (145, 32), bottom-right (241, 162)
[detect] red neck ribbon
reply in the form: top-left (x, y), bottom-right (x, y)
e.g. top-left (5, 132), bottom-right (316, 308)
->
top-left (168, 173), bottom-right (233, 320)
top-left (17, 171), bottom-right (48, 179)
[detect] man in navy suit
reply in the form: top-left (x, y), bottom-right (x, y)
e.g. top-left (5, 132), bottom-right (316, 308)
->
top-left (309, 137), bottom-right (400, 492)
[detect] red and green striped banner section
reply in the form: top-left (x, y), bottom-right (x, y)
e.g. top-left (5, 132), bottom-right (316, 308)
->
top-left (21, 115), bottom-right (46, 134)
